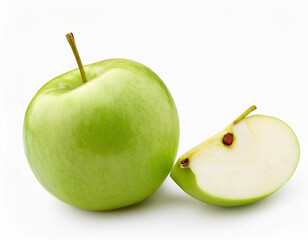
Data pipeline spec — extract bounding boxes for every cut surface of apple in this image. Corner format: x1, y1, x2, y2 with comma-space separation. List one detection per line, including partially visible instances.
171, 106, 300, 206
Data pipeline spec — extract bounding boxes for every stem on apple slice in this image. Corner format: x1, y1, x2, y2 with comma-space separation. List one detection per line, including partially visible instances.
66, 32, 87, 84
233, 105, 257, 124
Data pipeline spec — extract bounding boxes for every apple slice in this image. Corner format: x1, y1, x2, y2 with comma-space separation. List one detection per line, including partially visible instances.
171, 106, 300, 206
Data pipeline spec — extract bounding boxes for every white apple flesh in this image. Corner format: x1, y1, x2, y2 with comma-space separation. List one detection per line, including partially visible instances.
171, 106, 300, 206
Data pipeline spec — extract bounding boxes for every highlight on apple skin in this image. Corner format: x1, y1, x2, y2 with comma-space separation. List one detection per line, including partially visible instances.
23, 33, 180, 210
171, 106, 300, 207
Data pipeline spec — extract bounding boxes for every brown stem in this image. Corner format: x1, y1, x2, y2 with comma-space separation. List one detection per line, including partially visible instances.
66, 32, 87, 84
233, 105, 257, 124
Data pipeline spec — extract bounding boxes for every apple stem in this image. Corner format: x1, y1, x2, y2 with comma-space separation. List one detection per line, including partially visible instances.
66, 32, 87, 84
233, 105, 257, 124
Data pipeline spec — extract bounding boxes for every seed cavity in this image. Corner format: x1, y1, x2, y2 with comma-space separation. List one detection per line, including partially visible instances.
223, 133, 233, 146
180, 158, 190, 168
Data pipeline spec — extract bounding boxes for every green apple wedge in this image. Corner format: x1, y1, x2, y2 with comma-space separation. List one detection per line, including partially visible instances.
171, 106, 299, 206
23, 33, 179, 210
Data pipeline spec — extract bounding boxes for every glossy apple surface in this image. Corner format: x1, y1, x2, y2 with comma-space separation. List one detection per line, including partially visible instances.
24, 59, 179, 210
171, 106, 299, 206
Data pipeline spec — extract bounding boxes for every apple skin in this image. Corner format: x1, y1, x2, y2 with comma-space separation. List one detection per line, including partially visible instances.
170, 115, 299, 207
24, 59, 179, 210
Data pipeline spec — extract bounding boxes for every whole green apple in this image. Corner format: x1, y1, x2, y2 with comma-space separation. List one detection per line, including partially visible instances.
24, 33, 179, 210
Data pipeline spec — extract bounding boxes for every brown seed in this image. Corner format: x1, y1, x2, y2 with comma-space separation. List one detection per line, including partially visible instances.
180, 158, 189, 168
223, 133, 233, 146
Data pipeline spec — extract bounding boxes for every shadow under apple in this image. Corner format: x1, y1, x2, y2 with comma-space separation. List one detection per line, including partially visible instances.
52, 180, 296, 219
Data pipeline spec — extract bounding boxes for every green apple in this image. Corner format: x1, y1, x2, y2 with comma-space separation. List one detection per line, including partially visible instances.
24, 33, 179, 210
171, 106, 299, 206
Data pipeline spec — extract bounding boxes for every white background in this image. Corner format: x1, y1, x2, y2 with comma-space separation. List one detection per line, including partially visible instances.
1, 0, 308, 239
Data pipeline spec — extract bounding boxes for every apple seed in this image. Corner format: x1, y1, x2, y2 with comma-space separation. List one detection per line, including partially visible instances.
180, 158, 190, 168
223, 133, 233, 146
